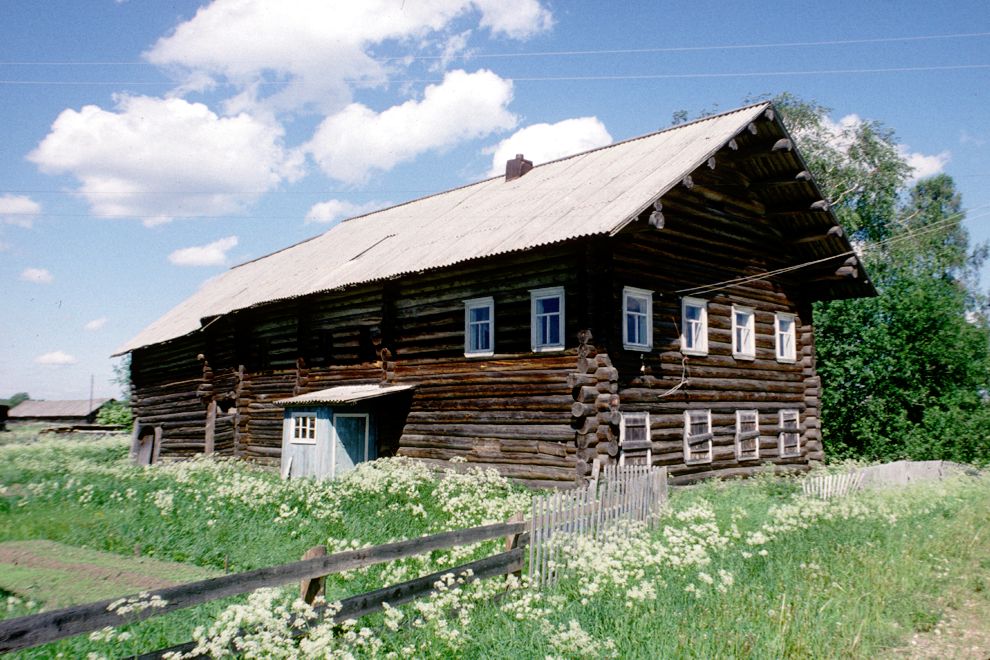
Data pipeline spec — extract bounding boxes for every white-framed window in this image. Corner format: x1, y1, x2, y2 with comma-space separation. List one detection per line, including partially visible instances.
680, 297, 708, 356
623, 286, 653, 351
735, 410, 760, 461
530, 287, 565, 352
775, 312, 797, 363
291, 412, 317, 444
732, 305, 755, 360
683, 409, 713, 464
619, 412, 652, 465
464, 296, 495, 356
779, 409, 801, 457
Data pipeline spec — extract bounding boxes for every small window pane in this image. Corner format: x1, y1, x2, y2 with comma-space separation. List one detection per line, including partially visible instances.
537, 297, 559, 315
627, 296, 644, 314
470, 306, 490, 323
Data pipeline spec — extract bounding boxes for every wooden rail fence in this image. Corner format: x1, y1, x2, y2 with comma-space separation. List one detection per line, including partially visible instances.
0, 519, 527, 654
529, 464, 669, 588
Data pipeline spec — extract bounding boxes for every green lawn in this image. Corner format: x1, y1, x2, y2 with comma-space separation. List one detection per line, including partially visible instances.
1, 432, 988, 658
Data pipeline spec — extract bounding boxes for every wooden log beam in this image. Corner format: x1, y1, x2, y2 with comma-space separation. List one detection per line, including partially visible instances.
791, 224, 844, 246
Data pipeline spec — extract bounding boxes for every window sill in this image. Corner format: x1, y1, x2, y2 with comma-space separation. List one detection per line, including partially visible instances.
290, 439, 317, 445
464, 351, 495, 358
732, 352, 756, 361
531, 344, 565, 353
683, 456, 713, 466
776, 356, 797, 364
623, 343, 652, 352
681, 348, 708, 357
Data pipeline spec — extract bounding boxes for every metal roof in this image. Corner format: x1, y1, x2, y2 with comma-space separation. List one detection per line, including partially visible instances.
8, 398, 113, 418
117, 103, 776, 354
276, 384, 415, 406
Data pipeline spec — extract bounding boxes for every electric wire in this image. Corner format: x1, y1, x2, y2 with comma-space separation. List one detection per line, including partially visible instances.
2, 30, 987, 65
675, 205, 990, 297
1, 63, 987, 86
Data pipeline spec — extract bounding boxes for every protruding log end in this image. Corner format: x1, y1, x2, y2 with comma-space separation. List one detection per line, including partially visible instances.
772, 138, 793, 152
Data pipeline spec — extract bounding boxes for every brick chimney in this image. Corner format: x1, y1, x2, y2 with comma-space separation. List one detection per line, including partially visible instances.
505, 153, 533, 182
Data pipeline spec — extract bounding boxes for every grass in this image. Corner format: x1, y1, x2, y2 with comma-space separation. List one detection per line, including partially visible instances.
1, 431, 988, 658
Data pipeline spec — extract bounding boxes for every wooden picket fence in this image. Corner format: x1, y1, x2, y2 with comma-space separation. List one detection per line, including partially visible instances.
802, 470, 865, 500
529, 464, 668, 588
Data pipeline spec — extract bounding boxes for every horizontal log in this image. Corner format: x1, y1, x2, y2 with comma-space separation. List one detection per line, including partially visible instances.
567, 373, 597, 389
402, 423, 574, 442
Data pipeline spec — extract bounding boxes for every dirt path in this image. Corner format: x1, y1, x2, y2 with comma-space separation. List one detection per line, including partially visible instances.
0, 540, 219, 609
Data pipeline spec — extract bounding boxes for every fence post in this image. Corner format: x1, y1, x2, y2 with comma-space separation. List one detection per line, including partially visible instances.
505, 511, 525, 581
299, 545, 327, 604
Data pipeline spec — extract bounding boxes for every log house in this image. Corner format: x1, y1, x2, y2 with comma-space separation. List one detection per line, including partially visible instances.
116, 102, 873, 486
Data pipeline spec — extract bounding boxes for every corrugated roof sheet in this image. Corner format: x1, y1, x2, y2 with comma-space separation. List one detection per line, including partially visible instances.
9, 399, 112, 418
276, 384, 415, 406
118, 103, 772, 354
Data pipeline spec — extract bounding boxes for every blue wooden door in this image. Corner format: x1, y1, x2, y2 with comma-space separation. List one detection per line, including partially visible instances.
332, 413, 371, 477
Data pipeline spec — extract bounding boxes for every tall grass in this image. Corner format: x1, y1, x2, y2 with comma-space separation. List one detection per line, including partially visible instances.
1, 433, 988, 658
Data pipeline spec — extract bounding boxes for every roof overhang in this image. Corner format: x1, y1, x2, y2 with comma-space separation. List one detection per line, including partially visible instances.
275, 384, 414, 407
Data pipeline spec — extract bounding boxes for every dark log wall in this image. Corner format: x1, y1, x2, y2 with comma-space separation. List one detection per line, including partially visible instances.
598, 166, 823, 484
130, 334, 208, 459
389, 245, 581, 487
131, 246, 585, 485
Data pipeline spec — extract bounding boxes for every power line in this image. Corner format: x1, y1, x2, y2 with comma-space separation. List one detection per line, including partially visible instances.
2, 30, 988, 65
675, 205, 990, 297
0, 63, 987, 87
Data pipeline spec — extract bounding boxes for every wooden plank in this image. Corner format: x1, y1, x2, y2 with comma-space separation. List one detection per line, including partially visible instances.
0, 520, 527, 653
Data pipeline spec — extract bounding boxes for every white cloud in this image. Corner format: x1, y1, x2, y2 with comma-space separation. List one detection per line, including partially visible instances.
307, 69, 516, 183
0, 240, 9, 252
484, 117, 613, 176
28, 95, 300, 226
898, 146, 950, 182
818, 114, 948, 184
306, 199, 388, 224
20, 267, 53, 284
168, 235, 239, 267
35, 351, 78, 366
84, 317, 108, 331
473, 0, 552, 38
0, 194, 41, 228
145, 0, 551, 114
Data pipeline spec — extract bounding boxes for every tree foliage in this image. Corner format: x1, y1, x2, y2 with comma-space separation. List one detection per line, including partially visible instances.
3, 392, 30, 408
775, 95, 990, 465
96, 400, 133, 427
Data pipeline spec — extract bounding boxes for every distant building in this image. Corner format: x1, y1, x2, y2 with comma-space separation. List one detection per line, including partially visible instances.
7, 399, 114, 427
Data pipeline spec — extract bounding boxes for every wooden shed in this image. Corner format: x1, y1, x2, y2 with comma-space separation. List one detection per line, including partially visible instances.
117, 102, 873, 486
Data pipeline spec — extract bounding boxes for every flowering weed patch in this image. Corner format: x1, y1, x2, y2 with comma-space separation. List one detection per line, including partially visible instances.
2, 434, 988, 658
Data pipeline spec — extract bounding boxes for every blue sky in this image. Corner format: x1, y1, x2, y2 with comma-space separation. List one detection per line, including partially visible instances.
1, 0, 988, 400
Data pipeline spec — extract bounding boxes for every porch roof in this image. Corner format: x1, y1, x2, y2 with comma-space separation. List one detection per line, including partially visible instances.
275, 384, 414, 406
